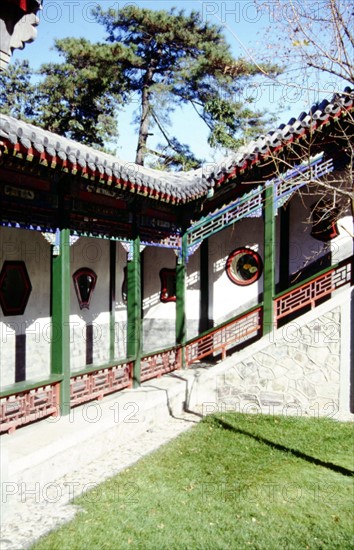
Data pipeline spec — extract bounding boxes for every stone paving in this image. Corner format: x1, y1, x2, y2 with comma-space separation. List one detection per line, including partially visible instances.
0, 411, 201, 550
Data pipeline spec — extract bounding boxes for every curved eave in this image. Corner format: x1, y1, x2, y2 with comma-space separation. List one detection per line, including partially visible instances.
211, 101, 354, 190
0, 138, 181, 205
0, 87, 353, 206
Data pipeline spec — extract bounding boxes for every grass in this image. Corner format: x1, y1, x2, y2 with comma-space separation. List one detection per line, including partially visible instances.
31, 413, 354, 550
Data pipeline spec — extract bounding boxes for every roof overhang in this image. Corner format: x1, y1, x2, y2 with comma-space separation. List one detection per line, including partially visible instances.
0, 88, 353, 210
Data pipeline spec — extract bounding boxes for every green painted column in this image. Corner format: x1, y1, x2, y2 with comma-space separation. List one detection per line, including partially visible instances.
51, 228, 71, 415
263, 183, 276, 335
176, 233, 187, 367
109, 240, 116, 361
127, 237, 142, 387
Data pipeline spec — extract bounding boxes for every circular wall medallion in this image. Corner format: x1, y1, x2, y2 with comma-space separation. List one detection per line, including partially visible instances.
226, 248, 263, 286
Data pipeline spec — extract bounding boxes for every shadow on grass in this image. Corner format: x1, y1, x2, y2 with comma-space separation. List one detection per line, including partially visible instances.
213, 416, 354, 478
142, 380, 201, 423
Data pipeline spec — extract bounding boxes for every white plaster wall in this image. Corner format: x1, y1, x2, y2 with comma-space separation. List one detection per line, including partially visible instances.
142, 247, 176, 353
209, 218, 264, 326
70, 237, 110, 372
289, 192, 353, 276
186, 247, 200, 340
115, 242, 127, 359
0, 227, 51, 388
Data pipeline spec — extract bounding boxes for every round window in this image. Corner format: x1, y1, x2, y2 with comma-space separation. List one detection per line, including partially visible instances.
226, 248, 263, 286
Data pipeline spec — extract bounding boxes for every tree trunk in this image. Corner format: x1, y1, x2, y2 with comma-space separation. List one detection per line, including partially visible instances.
135, 67, 154, 166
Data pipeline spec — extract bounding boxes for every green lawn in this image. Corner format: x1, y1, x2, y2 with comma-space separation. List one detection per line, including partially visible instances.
32, 413, 354, 550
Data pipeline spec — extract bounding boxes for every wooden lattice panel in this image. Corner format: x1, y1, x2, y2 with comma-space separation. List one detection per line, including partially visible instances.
275, 157, 333, 205
140, 348, 182, 382
187, 187, 263, 247
70, 363, 133, 407
0, 383, 60, 433
187, 156, 333, 252
275, 259, 352, 322
186, 307, 262, 366
332, 261, 352, 287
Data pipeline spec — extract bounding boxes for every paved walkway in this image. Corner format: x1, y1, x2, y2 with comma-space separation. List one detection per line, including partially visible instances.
0, 410, 201, 550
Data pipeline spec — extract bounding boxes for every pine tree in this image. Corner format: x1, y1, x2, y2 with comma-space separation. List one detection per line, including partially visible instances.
1, 7, 277, 167
38, 38, 128, 150
0, 60, 39, 121
94, 5, 276, 165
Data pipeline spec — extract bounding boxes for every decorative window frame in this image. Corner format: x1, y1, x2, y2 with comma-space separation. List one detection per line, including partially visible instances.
226, 248, 263, 286
73, 268, 97, 310
159, 268, 176, 303
0, 260, 32, 316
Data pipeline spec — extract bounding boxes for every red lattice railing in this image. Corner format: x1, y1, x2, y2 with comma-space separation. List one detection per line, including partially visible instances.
2, 257, 352, 433
70, 362, 133, 407
186, 306, 262, 367
0, 382, 60, 434
275, 258, 352, 324
141, 347, 182, 382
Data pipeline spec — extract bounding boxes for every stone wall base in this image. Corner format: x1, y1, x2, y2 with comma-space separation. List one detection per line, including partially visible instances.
187, 286, 353, 420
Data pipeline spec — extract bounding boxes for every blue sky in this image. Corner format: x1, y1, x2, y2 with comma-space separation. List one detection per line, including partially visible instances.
17, 1, 270, 66
11, 1, 340, 162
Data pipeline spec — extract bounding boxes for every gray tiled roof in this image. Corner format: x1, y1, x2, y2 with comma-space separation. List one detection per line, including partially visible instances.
0, 87, 352, 204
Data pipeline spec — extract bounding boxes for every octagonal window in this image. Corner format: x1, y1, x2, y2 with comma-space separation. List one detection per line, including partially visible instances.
0, 261, 32, 316
226, 248, 263, 286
